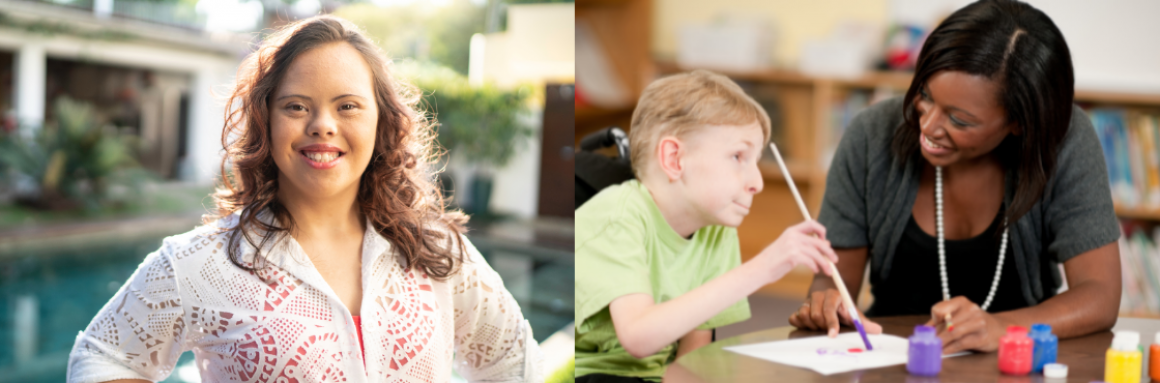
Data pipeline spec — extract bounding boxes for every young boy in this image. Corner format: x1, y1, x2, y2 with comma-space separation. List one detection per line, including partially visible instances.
575, 70, 840, 382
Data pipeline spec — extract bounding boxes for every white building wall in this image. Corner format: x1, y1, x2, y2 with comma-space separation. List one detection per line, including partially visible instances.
0, 28, 242, 185
489, 110, 543, 218
505, 3, 575, 86
185, 66, 233, 184
13, 42, 45, 135
471, 3, 575, 219
468, 32, 510, 88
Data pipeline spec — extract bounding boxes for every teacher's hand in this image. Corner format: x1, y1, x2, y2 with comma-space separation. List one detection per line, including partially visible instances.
788, 288, 883, 338
925, 296, 1009, 354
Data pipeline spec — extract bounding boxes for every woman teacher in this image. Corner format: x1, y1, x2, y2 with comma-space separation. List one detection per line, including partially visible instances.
788, 0, 1121, 355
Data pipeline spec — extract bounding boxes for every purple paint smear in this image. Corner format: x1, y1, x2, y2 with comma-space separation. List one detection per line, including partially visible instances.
815, 348, 858, 358
854, 320, 874, 351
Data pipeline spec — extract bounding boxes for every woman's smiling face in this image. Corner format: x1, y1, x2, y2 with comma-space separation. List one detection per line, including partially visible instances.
915, 70, 1019, 168
270, 41, 378, 201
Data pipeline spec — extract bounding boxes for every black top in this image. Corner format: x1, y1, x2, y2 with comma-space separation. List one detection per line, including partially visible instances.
866, 206, 1043, 316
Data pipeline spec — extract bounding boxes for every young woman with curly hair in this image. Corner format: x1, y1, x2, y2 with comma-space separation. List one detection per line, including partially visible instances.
67, 16, 542, 383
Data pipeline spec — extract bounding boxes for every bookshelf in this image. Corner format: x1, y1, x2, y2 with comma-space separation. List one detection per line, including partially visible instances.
1116, 204, 1160, 221
1091, 107, 1160, 317
654, 63, 1160, 317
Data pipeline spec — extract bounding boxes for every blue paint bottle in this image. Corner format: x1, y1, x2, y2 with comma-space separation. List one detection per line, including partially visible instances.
908, 325, 941, 376
1030, 323, 1058, 373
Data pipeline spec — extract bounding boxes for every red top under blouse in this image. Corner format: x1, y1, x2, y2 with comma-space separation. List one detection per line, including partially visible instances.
353, 315, 365, 367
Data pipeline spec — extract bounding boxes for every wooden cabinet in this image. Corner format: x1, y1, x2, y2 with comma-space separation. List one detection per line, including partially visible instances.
575, 0, 653, 145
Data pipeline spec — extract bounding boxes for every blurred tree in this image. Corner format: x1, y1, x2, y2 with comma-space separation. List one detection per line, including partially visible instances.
394, 61, 533, 214
332, 0, 486, 75
0, 97, 153, 211
396, 62, 532, 171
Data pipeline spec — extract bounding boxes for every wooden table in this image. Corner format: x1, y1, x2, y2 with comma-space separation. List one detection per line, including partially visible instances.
664, 315, 1160, 383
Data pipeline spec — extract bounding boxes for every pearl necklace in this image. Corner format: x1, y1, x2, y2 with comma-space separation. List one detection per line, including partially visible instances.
936, 166, 1008, 311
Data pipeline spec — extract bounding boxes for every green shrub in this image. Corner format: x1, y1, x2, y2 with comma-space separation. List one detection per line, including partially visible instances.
0, 97, 152, 210
400, 62, 534, 169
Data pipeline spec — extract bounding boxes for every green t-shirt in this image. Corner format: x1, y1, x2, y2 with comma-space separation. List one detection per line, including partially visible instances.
574, 180, 752, 381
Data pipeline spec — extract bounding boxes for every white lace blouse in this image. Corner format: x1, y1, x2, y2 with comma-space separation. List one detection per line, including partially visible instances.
67, 213, 543, 383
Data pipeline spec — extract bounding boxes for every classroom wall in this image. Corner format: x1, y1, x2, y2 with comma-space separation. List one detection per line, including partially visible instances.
891, 0, 1160, 94
655, 0, 1160, 94
652, 0, 889, 67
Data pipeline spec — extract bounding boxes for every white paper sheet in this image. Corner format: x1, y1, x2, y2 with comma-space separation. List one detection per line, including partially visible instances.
724, 332, 965, 375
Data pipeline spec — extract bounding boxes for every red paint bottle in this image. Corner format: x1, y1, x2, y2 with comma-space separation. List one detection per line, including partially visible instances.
998, 325, 1032, 375
1150, 332, 1160, 382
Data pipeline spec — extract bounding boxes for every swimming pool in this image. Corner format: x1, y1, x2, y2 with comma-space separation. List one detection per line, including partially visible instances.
0, 228, 573, 382
0, 236, 191, 382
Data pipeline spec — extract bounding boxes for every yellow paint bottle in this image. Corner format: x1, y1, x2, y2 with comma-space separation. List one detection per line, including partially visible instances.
1106, 330, 1142, 383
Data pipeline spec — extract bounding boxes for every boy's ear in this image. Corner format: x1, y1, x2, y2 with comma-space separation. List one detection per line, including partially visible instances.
657, 136, 684, 182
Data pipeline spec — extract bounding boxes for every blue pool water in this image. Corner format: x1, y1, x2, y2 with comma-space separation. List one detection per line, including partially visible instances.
0, 237, 174, 382
0, 231, 572, 382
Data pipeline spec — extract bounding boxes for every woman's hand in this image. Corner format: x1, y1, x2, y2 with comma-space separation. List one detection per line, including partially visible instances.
925, 296, 1009, 354
788, 288, 883, 337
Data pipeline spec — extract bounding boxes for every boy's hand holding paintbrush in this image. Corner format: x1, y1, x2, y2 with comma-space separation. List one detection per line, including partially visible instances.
769, 143, 884, 348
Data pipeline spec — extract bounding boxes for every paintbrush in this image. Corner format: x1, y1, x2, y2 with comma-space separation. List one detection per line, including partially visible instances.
769, 142, 873, 351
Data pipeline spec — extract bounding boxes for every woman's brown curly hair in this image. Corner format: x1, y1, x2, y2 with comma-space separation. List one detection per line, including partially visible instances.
210, 15, 468, 280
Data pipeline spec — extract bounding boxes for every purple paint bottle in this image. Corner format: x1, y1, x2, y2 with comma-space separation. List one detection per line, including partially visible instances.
908, 325, 942, 376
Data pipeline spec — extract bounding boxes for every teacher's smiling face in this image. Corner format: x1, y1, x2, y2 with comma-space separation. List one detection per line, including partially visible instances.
914, 70, 1020, 168
270, 41, 379, 201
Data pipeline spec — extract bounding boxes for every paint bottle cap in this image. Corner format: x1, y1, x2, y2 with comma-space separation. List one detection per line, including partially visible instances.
1005, 325, 1027, 335
914, 325, 935, 336
1030, 323, 1052, 335
1043, 363, 1068, 378
1112, 331, 1140, 351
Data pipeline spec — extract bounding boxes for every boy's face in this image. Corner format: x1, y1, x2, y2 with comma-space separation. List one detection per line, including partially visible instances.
678, 122, 766, 228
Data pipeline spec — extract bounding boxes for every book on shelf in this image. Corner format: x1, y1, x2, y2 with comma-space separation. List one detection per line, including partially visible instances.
1117, 223, 1160, 316
1089, 107, 1160, 316
1087, 107, 1160, 210
1137, 112, 1160, 206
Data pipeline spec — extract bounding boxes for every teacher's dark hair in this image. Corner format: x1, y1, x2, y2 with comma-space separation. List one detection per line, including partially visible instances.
893, 0, 1074, 226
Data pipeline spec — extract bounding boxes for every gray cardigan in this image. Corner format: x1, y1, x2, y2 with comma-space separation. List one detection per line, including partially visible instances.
817, 97, 1121, 306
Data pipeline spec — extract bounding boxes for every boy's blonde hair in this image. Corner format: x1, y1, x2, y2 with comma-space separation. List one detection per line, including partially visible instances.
629, 70, 772, 178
